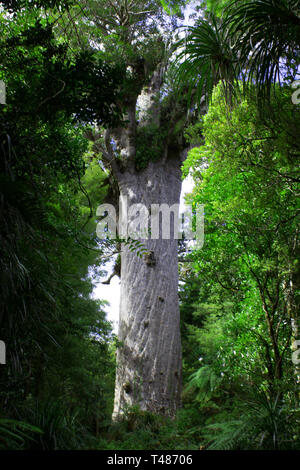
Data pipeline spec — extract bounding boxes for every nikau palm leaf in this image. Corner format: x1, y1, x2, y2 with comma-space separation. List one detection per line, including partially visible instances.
174, 1, 300, 106
226, 0, 300, 98
173, 14, 239, 105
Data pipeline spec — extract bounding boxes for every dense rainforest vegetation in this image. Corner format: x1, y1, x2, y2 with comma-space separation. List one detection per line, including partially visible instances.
0, 0, 299, 450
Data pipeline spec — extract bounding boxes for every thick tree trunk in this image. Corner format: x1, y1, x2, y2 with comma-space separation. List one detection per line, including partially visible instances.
112, 156, 183, 419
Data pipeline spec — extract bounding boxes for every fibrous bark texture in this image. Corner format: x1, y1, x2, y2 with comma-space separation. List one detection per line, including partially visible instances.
92, 59, 189, 420
112, 156, 183, 419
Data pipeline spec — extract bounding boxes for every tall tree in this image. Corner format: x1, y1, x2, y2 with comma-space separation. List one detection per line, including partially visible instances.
62, 0, 191, 419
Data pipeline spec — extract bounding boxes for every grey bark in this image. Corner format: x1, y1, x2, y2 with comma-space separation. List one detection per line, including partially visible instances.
112, 156, 183, 419
92, 62, 190, 420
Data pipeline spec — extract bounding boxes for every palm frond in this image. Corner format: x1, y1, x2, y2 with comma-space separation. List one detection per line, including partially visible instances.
173, 14, 239, 106
225, 0, 300, 98
0, 418, 42, 450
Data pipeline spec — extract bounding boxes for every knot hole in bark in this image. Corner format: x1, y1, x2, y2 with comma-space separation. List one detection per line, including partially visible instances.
143, 250, 156, 266
123, 382, 132, 394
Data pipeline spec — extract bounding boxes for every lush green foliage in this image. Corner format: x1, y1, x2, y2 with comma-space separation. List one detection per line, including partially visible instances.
179, 83, 300, 449
135, 124, 167, 170
174, 13, 237, 104
0, 1, 120, 449
175, 0, 300, 105
0, 0, 299, 452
